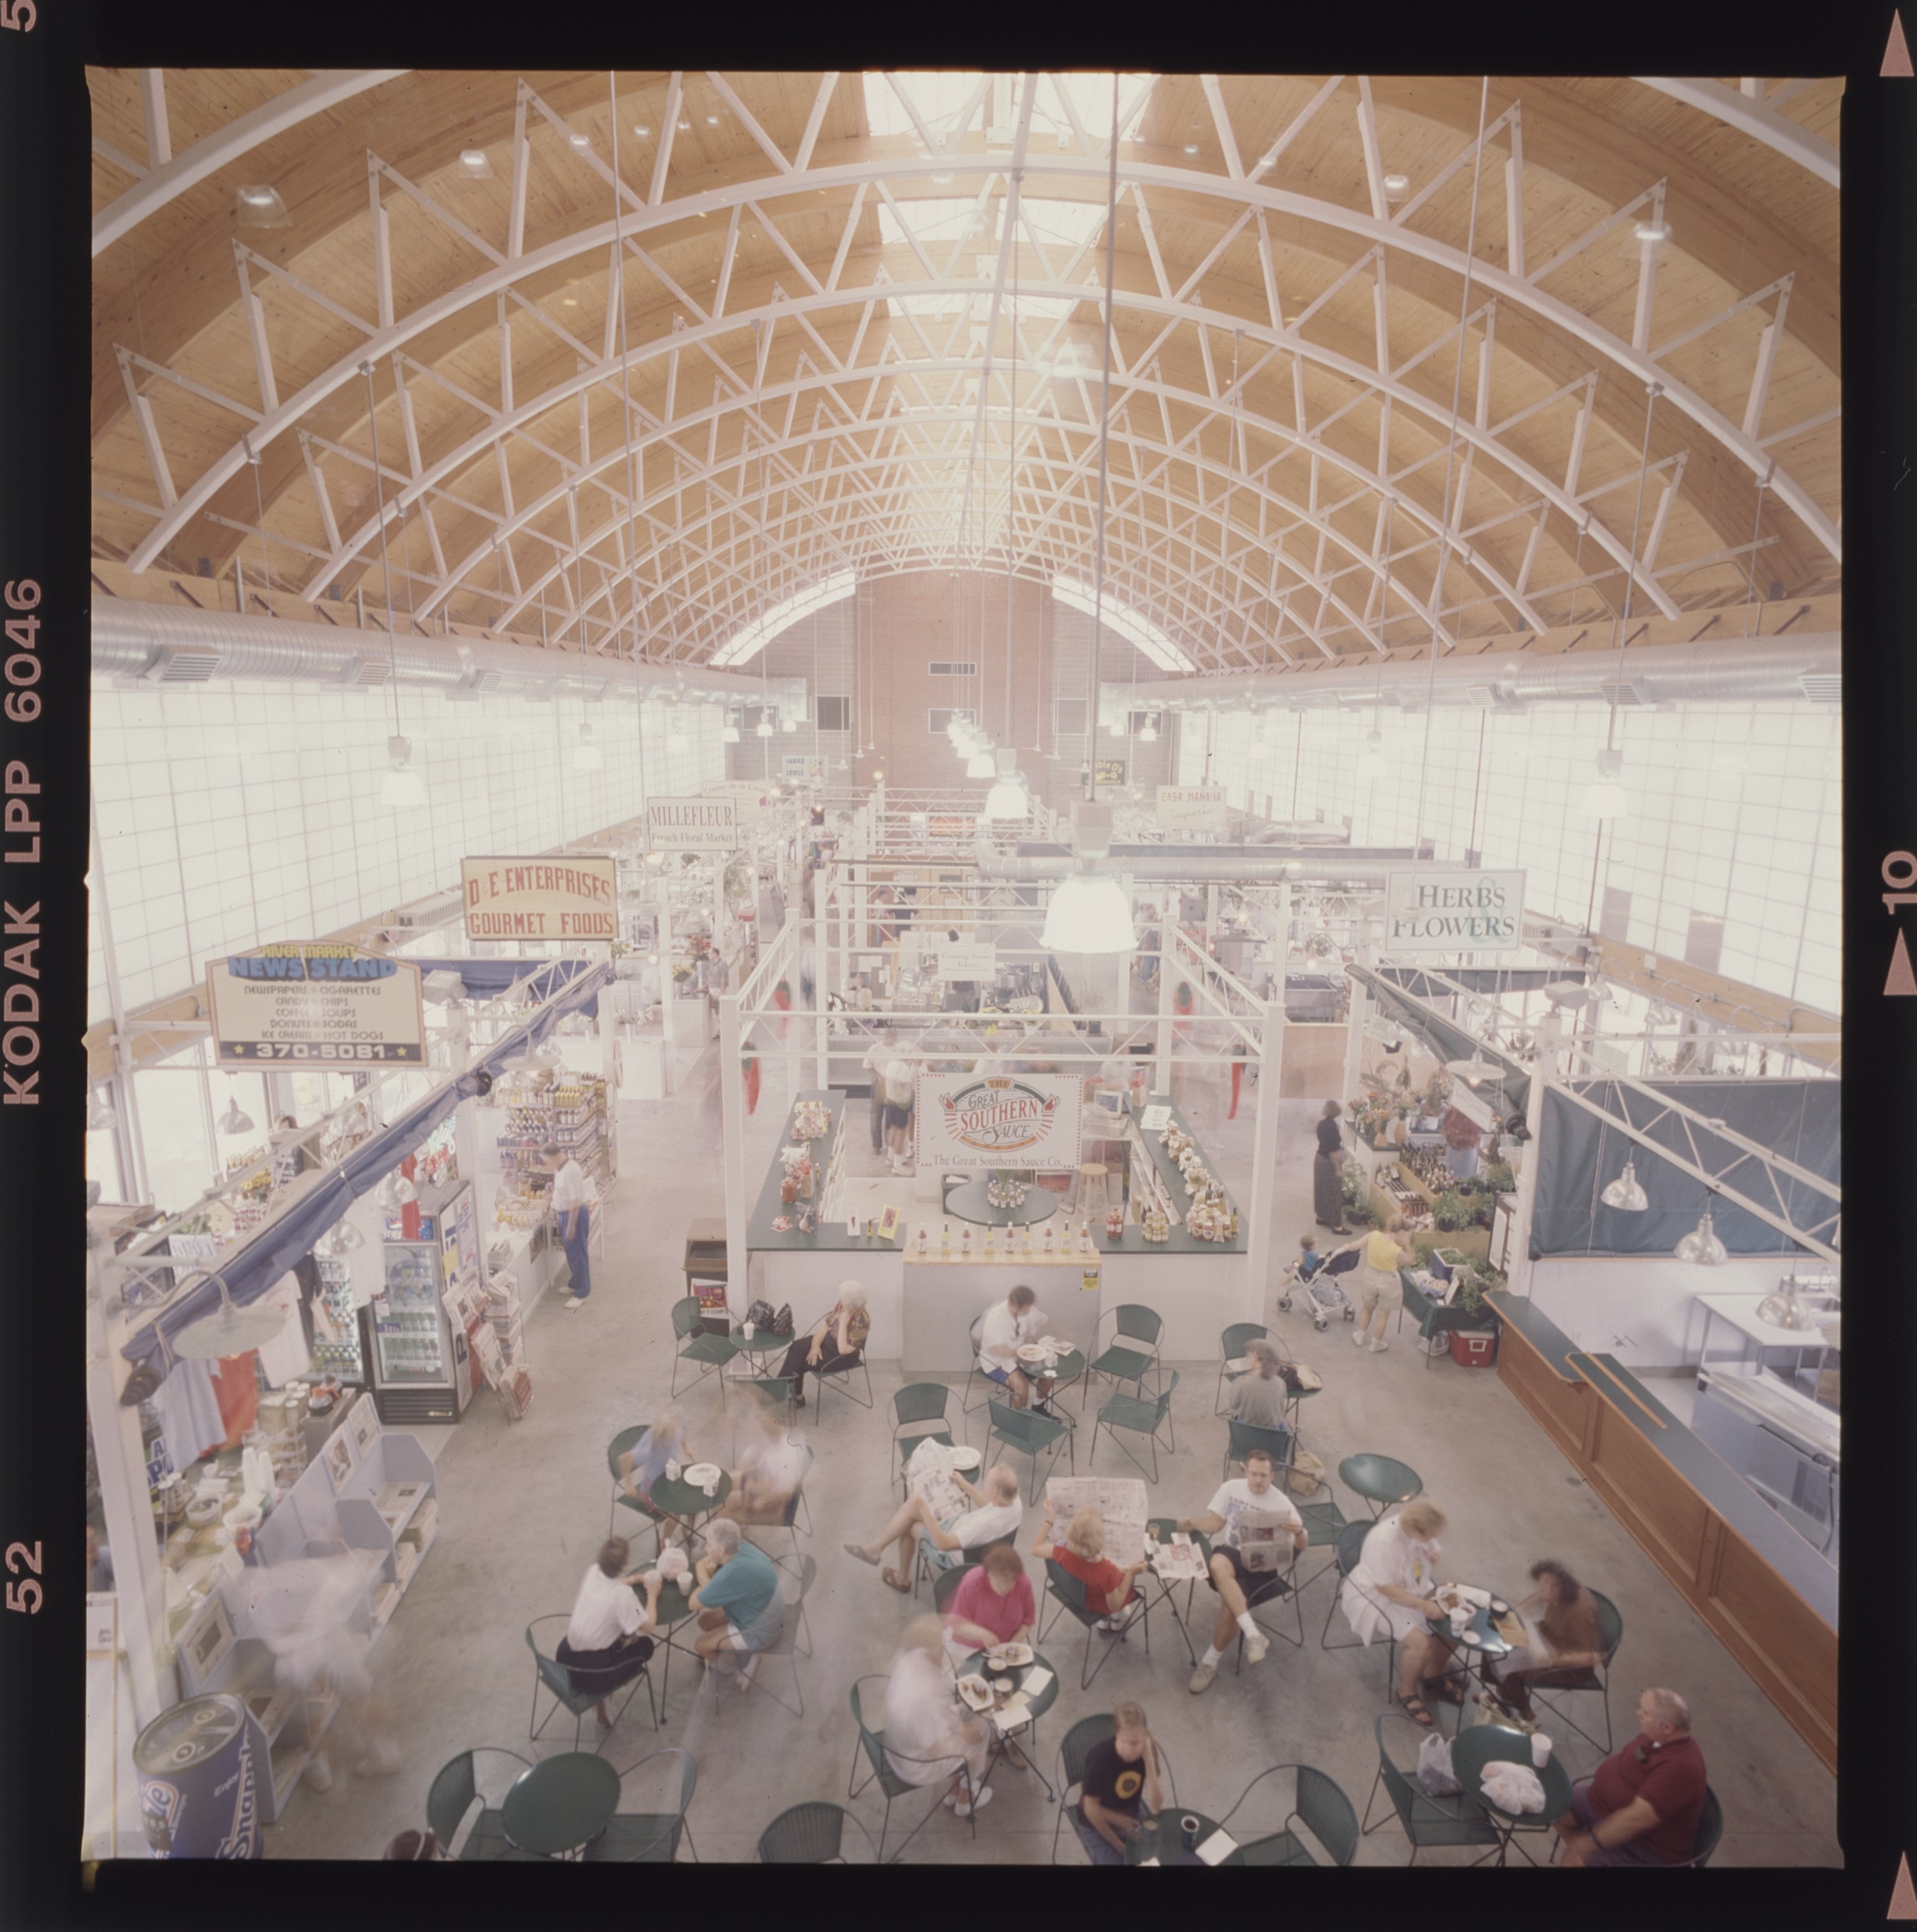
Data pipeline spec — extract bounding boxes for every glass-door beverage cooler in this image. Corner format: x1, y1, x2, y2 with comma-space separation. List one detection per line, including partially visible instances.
359, 1177, 479, 1425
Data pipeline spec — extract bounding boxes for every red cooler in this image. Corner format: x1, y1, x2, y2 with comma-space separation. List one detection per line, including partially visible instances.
1449, 1328, 1499, 1368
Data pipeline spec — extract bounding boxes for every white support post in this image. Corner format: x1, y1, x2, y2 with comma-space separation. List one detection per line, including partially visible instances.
1503, 1014, 1558, 1293
86, 1344, 172, 1734
1155, 913, 1179, 1093
1241, 884, 1288, 1320
720, 987, 749, 1296
1631, 188, 1665, 354
1344, 976, 1368, 1106
656, 867, 678, 1084
781, 923, 803, 1104
138, 69, 171, 170
814, 866, 832, 1089
1503, 130, 1525, 279
508, 86, 530, 259
1563, 384, 1593, 495
1474, 303, 1496, 431
1742, 287, 1788, 440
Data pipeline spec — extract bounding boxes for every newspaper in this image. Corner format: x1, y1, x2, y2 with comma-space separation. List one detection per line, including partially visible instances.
1043, 1475, 1150, 1563
1234, 1509, 1293, 1575
1150, 1533, 1208, 1582
904, 1436, 971, 1526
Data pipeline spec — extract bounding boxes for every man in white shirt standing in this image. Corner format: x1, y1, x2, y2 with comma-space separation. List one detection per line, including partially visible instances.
553, 1152, 598, 1312
977, 1284, 1056, 1415
1174, 1450, 1307, 1694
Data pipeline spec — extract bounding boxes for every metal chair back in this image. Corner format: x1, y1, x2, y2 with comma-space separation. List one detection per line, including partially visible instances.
757, 1801, 877, 1864
1225, 1416, 1293, 1477
1334, 1518, 1370, 1576
595, 1747, 698, 1863
426, 1747, 532, 1860
1297, 1764, 1360, 1866
1681, 1786, 1723, 1868
670, 1296, 705, 1341
1044, 1557, 1092, 1624
931, 1561, 977, 1616
1362, 1713, 1499, 1859
1220, 1321, 1268, 1359
1114, 1303, 1163, 1346
893, 1381, 952, 1428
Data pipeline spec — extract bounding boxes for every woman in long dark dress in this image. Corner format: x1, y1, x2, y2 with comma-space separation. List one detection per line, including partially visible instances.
1313, 1100, 1351, 1233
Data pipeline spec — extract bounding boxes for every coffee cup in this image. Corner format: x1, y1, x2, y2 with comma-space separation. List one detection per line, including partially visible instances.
665, 1459, 682, 1482
643, 1569, 661, 1589
1179, 1815, 1201, 1850
1531, 1733, 1553, 1768
703, 1478, 718, 1498
742, 1321, 756, 1340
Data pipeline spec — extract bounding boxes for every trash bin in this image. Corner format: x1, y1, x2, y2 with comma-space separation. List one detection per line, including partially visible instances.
133, 1694, 262, 1858
1448, 1329, 1499, 1368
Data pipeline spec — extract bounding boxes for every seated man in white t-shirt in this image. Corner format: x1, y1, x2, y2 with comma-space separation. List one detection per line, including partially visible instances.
558, 1537, 665, 1730
977, 1285, 1055, 1415
843, 1463, 1024, 1594
1173, 1450, 1307, 1696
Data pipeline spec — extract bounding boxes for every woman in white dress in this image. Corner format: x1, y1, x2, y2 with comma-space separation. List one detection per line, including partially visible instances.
881, 1615, 995, 1818
1339, 1499, 1459, 1727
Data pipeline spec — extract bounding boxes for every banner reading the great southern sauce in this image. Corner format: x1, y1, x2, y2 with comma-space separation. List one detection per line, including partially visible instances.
913, 1071, 1083, 1171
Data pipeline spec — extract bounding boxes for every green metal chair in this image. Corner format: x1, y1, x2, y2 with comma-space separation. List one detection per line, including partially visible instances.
606, 1425, 671, 1553
745, 1443, 815, 1580
671, 1294, 741, 1401
930, 1560, 978, 1617
1317, 1519, 1374, 1652
757, 1801, 880, 1863
1083, 1303, 1164, 1406
891, 1382, 958, 1497
1219, 1762, 1361, 1866
1051, 1715, 1180, 1864
812, 1337, 875, 1416
525, 1615, 654, 1754
846, 1675, 975, 1862
1214, 1321, 1270, 1415
424, 1748, 537, 1861
1559, 1778, 1721, 1868
1525, 1590, 1623, 1755
1360, 1712, 1502, 1864
985, 1397, 1073, 1502
1037, 1555, 1150, 1690
731, 1556, 814, 1717
913, 1530, 1016, 1598
962, 1311, 995, 1415
1293, 1492, 1351, 1598
586, 1747, 699, 1862
1221, 1417, 1293, 1483
1230, 1544, 1308, 1660
1089, 1368, 1179, 1484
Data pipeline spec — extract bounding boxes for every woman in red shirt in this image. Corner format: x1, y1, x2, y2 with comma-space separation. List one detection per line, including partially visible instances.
941, 1544, 1036, 1654
1031, 1501, 1150, 1633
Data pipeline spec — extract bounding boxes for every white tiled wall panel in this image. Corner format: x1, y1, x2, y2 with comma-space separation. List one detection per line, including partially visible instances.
1178, 699, 1841, 1016
88, 679, 723, 1025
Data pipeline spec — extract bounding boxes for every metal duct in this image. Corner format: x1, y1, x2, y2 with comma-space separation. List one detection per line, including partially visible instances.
1131, 632, 1839, 714
89, 596, 779, 706
973, 838, 1453, 884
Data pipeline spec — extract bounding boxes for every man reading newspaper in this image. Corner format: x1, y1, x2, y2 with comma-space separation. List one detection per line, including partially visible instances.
1174, 1450, 1307, 1695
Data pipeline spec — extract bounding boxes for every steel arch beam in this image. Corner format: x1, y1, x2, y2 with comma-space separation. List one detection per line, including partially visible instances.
120, 144, 1832, 603
1630, 77, 1839, 191
92, 71, 410, 258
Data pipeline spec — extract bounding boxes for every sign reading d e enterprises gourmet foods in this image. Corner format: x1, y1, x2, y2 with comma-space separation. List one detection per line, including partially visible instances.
915, 1072, 1083, 1171
207, 945, 426, 1066
647, 795, 741, 853
1383, 869, 1525, 953
461, 855, 618, 941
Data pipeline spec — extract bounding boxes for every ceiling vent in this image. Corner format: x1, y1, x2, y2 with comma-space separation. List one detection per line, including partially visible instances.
1598, 679, 1654, 707
1798, 673, 1840, 704
341, 657, 389, 687
142, 644, 222, 683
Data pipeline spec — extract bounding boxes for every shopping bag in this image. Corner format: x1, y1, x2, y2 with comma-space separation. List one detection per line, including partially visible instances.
1416, 1731, 1462, 1796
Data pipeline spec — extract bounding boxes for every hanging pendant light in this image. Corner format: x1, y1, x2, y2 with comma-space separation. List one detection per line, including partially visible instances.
667, 710, 690, 753
1356, 728, 1386, 779
381, 734, 426, 809
966, 737, 998, 779
1137, 715, 1158, 742
572, 721, 604, 772
984, 749, 1029, 820
216, 1095, 255, 1137
721, 713, 742, 744
323, 1220, 366, 1256
1675, 1204, 1728, 1266
1042, 873, 1136, 952
374, 1170, 417, 1211
1445, 1052, 1496, 1088
1581, 746, 1629, 819
173, 1272, 289, 1359
781, 712, 799, 733
756, 712, 776, 739
1600, 1155, 1650, 1211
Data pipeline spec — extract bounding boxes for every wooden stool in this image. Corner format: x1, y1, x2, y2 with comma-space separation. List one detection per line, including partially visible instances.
1073, 1163, 1109, 1217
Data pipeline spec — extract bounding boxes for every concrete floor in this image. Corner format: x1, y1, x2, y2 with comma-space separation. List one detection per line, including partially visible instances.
259, 1027, 1840, 1866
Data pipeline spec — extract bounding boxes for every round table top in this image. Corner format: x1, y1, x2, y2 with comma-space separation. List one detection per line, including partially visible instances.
634, 1575, 698, 1627
1145, 1516, 1214, 1568
1124, 1808, 1243, 1867
958, 1647, 1062, 1726
1448, 1723, 1574, 1824
651, 1467, 734, 1516
943, 1179, 1059, 1227
1427, 1588, 1516, 1658
1022, 1347, 1086, 1383
501, 1751, 622, 1857
1337, 1453, 1424, 1506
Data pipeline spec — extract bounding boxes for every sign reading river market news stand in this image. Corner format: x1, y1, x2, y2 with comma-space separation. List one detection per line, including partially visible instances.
207, 945, 426, 1066
647, 795, 741, 854
461, 855, 618, 942
914, 1072, 1083, 1171
1382, 869, 1526, 954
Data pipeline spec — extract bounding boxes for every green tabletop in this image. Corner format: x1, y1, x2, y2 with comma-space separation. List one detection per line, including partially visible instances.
1426, 1587, 1517, 1659
650, 1468, 734, 1518
944, 1179, 1059, 1227
1449, 1723, 1574, 1826
637, 1575, 698, 1627
1337, 1454, 1423, 1514
958, 1648, 1062, 1727
1125, 1808, 1245, 1866
1145, 1517, 1212, 1565
501, 1751, 621, 1857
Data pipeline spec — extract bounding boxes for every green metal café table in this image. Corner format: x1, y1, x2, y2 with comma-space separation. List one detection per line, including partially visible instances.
1125, 1808, 1247, 1866
1448, 1722, 1574, 1866
958, 1646, 1062, 1801
501, 1750, 622, 1859
1337, 1454, 1423, 1519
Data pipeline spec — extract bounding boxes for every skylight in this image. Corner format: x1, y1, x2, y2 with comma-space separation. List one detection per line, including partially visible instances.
710, 568, 859, 668
1051, 574, 1194, 672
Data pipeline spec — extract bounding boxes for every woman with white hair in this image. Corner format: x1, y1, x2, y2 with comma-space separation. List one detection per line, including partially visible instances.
777, 1280, 870, 1407
882, 1615, 995, 1818
1339, 1498, 1460, 1727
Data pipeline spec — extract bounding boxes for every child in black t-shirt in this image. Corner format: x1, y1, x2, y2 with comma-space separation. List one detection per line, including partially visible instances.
1074, 1701, 1165, 1865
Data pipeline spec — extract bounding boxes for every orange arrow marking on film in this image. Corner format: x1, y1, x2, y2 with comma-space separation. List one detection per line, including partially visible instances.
1885, 11, 1914, 75
1889, 1850, 1917, 1917
1888, 929, 1917, 996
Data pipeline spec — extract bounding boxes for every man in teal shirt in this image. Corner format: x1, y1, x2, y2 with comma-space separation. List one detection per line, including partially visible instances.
689, 1519, 784, 1689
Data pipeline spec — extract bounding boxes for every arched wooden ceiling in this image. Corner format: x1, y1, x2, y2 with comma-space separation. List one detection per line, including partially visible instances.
89, 69, 1840, 674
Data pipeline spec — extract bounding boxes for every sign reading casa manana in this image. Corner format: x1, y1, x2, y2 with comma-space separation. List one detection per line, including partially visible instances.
1382, 869, 1525, 953
915, 1072, 1083, 1170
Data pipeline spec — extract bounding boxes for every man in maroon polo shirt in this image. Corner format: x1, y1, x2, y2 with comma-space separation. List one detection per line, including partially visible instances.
1554, 1687, 1708, 1867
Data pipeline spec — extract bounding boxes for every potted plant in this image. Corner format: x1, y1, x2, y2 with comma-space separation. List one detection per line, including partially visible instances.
1433, 1191, 1473, 1233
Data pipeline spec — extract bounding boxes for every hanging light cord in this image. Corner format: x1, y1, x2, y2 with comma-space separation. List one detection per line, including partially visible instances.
1605, 379, 1663, 758
1408, 74, 1490, 878
1087, 71, 1121, 801
360, 361, 404, 744
1005, 213, 1018, 766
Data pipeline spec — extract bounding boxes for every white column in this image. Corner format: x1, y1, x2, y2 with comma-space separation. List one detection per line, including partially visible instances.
1344, 978, 1368, 1107
655, 869, 677, 1089
815, 862, 834, 1089
1154, 916, 1179, 1090
1243, 985, 1283, 1322
1503, 1013, 1558, 1293
781, 923, 803, 1102
720, 987, 749, 1294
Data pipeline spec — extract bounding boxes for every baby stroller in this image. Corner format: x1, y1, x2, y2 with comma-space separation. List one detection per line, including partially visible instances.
1278, 1244, 1361, 1332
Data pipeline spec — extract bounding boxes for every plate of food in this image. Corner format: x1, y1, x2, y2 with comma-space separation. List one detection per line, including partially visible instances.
680, 1463, 723, 1487
1016, 1343, 1050, 1363
956, 1675, 995, 1712
948, 1445, 982, 1472
988, 1642, 1035, 1669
